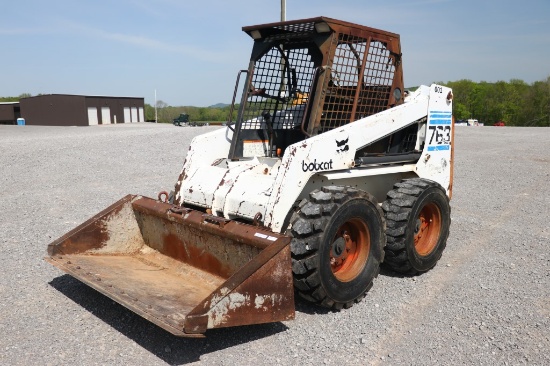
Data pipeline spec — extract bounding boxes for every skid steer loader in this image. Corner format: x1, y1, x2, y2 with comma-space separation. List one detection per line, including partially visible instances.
46, 17, 454, 337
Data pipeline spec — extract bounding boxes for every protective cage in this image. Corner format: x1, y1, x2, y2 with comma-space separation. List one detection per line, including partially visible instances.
229, 16, 404, 159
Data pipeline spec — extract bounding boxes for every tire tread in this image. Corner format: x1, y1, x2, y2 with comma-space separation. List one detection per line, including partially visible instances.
289, 186, 385, 310
382, 178, 450, 274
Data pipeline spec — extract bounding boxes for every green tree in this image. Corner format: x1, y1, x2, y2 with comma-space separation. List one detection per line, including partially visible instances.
524, 77, 550, 126
443, 78, 549, 126
155, 100, 171, 123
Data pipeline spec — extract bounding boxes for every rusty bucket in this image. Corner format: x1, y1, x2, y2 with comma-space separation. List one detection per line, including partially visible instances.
46, 195, 294, 337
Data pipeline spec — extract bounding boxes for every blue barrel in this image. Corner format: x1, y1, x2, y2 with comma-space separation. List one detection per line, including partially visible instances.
16, 118, 25, 126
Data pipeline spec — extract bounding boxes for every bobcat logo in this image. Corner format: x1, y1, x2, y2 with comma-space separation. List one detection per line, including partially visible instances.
336, 137, 349, 153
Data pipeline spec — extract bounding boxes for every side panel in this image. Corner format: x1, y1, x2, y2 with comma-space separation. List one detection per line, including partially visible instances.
20, 95, 87, 126
414, 85, 454, 194
174, 127, 234, 205
264, 87, 432, 232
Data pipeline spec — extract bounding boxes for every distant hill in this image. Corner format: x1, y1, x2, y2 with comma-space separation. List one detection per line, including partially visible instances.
209, 103, 230, 108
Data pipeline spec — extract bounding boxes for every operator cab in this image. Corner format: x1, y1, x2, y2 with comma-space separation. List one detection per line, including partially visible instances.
227, 16, 405, 160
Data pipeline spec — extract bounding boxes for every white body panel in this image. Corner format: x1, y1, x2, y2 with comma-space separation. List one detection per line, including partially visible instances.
175, 84, 453, 233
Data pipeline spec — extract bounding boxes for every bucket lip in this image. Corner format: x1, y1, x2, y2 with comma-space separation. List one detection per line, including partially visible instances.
44, 254, 203, 337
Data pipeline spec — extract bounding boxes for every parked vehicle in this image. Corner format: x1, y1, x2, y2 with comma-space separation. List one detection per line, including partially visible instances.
173, 113, 189, 126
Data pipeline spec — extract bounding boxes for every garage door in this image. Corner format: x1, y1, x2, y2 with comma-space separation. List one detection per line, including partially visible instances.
87, 107, 98, 126
138, 107, 144, 122
123, 107, 131, 123
131, 107, 138, 122
101, 107, 111, 124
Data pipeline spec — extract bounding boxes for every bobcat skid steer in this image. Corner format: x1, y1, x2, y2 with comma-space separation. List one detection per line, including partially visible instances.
46, 17, 454, 337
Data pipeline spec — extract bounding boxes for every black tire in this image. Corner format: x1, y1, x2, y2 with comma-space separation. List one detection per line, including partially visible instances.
289, 186, 385, 310
382, 178, 451, 274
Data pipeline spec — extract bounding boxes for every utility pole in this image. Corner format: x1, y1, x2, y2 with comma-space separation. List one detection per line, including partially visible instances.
279, 0, 287, 99
154, 89, 158, 123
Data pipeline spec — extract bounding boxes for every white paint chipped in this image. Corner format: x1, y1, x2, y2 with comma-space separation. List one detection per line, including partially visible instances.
208, 292, 251, 328
254, 295, 265, 309
254, 293, 285, 311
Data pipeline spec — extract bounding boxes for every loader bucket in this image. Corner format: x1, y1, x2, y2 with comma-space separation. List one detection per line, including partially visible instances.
46, 195, 294, 337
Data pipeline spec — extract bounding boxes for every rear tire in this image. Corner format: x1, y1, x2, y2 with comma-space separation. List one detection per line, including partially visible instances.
289, 186, 385, 310
382, 178, 451, 274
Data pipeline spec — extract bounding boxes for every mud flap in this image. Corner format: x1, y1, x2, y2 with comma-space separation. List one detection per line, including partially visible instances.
46, 195, 294, 337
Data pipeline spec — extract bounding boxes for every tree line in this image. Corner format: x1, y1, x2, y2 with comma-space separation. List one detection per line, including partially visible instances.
0, 93, 31, 102
144, 102, 237, 124
440, 77, 550, 126
4, 77, 549, 126
149, 77, 550, 126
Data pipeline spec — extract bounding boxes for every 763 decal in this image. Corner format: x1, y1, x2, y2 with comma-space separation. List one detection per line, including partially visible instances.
428, 125, 451, 145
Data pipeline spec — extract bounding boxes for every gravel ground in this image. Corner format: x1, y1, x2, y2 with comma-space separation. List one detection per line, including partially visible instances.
0, 123, 548, 365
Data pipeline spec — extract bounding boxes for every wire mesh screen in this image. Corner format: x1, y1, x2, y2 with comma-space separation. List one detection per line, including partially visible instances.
356, 40, 396, 119
319, 35, 396, 134
240, 46, 316, 130
320, 34, 366, 133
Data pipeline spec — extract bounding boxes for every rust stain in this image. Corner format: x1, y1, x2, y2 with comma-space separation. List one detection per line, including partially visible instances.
163, 233, 233, 279
174, 159, 188, 205
47, 197, 132, 256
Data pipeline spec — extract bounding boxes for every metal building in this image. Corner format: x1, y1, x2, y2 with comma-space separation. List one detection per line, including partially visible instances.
19, 94, 145, 126
0, 102, 21, 125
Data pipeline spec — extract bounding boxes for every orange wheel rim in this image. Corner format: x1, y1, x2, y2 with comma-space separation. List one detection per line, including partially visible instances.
414, 202, 442, 256
330, 218, 370, 282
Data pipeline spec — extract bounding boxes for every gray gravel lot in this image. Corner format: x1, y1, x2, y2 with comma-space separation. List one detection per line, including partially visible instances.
0, 123, 548, 365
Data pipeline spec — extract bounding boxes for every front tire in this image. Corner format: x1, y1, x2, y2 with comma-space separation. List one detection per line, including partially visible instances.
289, 186, 385, 310
382, 178, 451, 274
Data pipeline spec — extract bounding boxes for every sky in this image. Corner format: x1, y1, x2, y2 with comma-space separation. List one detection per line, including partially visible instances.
1, 0, 549, 106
